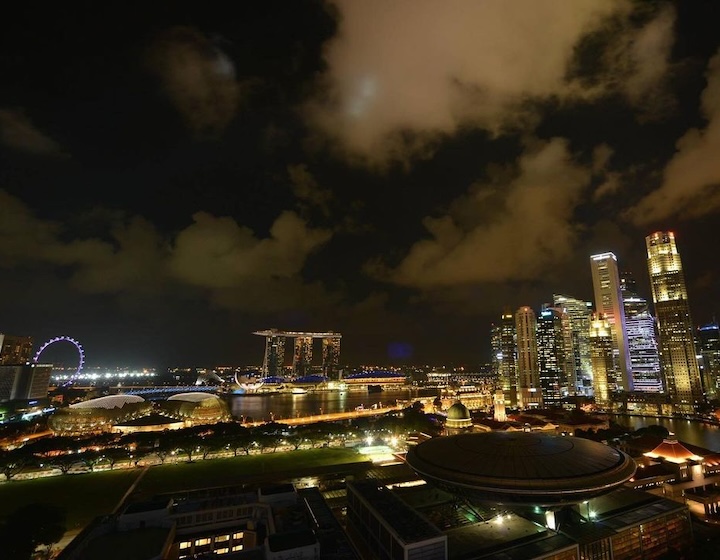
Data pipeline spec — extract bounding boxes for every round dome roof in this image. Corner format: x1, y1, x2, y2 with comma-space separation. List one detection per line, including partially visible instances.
70, 394, 145, 409
406, 432, 635, 506
447, 402, 470, 420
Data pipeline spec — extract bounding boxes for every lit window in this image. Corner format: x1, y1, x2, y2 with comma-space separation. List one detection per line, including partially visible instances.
179, 542, 191, 549
215, 548, 230, 554
195, 538, 211, 546
232, 532, 244, 540
232, 545, 244, 552
215, 535, 229, 542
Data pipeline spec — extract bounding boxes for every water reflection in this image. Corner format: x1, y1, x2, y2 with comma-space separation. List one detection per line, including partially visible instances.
611, 414, 720, 451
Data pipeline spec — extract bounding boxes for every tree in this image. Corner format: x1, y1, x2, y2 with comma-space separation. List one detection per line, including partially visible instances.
49, 453, 80, 475
0, 503, 66, 560
0, 448, 33, 481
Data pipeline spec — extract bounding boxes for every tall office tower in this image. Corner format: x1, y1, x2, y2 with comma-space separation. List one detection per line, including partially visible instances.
698, 322, 720, 400
0, 334, 33, 365
321, 336, 341, 379
492, 311, 517, 404
0, 363, 52, 402
553, 295, 593, 396
261, 332, 285, 377
620, 278, 663, 393
590, 253, 633, 392
515, 306, 541, 408
646, 231, 704, 412
536, 307, 567, 406
589, 314, 614, 408
293, 336, 313, 376
490, 322, 502, 381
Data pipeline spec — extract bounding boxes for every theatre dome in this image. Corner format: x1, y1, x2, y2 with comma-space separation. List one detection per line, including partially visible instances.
406, 432, 635, 506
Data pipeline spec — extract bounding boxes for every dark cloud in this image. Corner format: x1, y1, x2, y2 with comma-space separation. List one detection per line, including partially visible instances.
0, 109, 64, 156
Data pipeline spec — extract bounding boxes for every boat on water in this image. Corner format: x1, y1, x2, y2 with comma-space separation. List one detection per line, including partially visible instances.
291, 387, 308, 395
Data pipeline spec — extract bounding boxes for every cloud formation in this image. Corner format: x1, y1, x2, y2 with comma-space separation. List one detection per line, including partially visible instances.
0, 190, 331, 311
380, 138, 593, 287
307, 0, 674, 163
627, 49, 720, 225
144, 27, 242, 137
0, 109, 64, 156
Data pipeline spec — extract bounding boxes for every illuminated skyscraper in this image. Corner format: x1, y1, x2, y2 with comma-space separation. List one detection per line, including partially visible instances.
0, 334, 33, 365
590, 253, 632, 392
321, 336, 341, 378
536, 307, 567, 406
515, 306, 540, 408
553, 295, 593, 396
589, 314, 614, 408
492, 311, 517, 404
260, 331, 285, 377
620, 275, 663, 393
293, 336, 313, 376
646, 231, 703, 412
698, 322, 720, 399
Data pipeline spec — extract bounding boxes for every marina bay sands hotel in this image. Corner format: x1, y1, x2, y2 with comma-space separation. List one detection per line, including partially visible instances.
253, 329, 341, 378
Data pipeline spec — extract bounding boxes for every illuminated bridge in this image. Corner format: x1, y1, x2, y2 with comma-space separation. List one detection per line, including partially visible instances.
253, 329, 341, 378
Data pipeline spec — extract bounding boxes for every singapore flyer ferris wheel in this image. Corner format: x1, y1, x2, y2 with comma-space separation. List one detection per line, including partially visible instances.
33, 336, 85, 381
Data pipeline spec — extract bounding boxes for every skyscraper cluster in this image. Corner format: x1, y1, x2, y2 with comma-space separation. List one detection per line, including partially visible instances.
490, 231, 710, 413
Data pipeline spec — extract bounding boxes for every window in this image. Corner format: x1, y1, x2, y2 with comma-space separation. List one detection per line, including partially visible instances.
232, 544, 244, 552
232, 532, 244, 540
215, 548, 230, 555
179, 541, 191, 549
195, 538, 211, 546
215, 535, 229, 542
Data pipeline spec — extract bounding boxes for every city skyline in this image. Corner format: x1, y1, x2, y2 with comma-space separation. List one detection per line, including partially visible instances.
1, 2, 719, 366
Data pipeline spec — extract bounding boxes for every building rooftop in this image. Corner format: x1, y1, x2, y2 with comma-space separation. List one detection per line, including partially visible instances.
79, 527, 172, 560
69, 394, 145, 409
406, 432, 636, 505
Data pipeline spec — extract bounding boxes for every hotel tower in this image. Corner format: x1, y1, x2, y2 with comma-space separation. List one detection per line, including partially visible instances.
645, 231, 703, 412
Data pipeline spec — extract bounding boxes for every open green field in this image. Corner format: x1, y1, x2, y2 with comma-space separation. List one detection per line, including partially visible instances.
0, 469, 140, 533
135, 447, 371, 498
0, 448, 370, 541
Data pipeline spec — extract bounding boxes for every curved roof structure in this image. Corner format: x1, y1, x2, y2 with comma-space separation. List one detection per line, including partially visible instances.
644, 437, 703, 464
70, 394, 145, 409
406, 432, 635, 506
447, 402, 470, 420
167, 392, 221, 403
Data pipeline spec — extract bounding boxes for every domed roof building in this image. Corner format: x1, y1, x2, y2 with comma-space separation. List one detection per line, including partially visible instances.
50, 394, 152, 434
445, 401, 472, 431
160, 392, 230, 425
406, 431, 636, 506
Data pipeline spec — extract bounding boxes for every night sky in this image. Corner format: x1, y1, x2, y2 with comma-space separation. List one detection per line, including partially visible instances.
1, 1, 719, 368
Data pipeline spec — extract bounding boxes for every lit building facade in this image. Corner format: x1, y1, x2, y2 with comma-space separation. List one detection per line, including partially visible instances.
646, 231, 704, 412
491, 311, 517, 404
553, 294, 593, 396
0, 363, 52, 402
515, 306, 541, 408
536, 307, 566, 406
698, 321, 720, 400
0, 334, 33, 365
622, 288, 663, 393
253, 330, 342, 378
321, 337, 341, 378
590, 253, 632, 392
589, 314, 614, 408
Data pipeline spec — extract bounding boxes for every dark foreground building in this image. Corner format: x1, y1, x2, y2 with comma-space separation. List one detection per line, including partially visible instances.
347, 432, 693, 559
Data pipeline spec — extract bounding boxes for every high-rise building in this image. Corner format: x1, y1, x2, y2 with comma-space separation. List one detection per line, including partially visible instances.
553, 295, 593, 396
0, 363, 52, 402
259, 331, 286, 377
698, 321, 720, 400
515, 306, 540, 408
590, 253, 633, 392
536, 307, 567, 406
321, 337, 341, 378
620, 275, 663, 393
646, 231, 704, 412
492, 311, 517, 404
0, 334, 33, 365
589, 314, 615, 408
293, 336, 313, 376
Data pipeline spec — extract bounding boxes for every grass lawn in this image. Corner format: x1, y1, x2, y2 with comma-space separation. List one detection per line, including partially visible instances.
0, 469, 141, 533
135, 447, 370, 498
